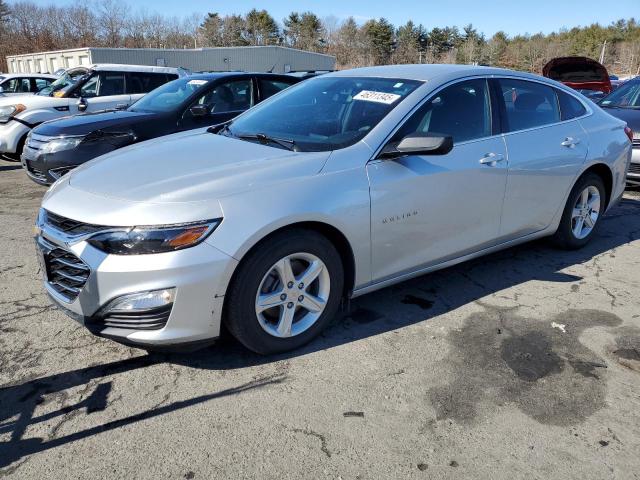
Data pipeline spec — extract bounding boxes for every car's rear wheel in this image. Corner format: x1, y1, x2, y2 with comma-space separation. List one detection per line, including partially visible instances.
224, 229, 344, 354
552, 172, 605, 249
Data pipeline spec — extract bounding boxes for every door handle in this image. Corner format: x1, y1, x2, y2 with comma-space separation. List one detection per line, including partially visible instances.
479, 153, 505, 166
561, 137, 580, 148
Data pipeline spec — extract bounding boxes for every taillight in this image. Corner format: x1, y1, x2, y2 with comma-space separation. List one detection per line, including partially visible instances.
624, 126, 633, 143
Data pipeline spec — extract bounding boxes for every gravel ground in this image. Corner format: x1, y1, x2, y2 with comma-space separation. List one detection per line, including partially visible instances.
1, 158, 639, 479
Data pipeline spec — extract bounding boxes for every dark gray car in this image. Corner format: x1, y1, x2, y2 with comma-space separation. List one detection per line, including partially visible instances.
599, 77, 640, 186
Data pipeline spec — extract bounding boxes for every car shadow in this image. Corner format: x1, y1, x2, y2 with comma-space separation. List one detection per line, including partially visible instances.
0, 164, 22, 172
1, 193, 639, 470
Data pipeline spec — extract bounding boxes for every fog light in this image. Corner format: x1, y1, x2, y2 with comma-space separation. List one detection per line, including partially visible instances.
104, 288, 175, 314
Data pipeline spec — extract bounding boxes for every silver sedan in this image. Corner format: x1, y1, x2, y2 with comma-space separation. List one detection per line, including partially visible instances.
36, 65, 633, 354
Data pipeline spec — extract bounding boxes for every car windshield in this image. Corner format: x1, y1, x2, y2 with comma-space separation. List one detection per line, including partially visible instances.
224, 76, 422, 151
129, 77, 211, 113
600, 80, 640, 108
37, 69, 87, 96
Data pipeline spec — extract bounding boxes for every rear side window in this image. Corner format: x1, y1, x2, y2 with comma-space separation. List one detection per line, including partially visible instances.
392, 78, 492, 144
97, 72, 126, 96
498, 79, 560, 132
4, 78, 31, 93
557, 90, 587, 120
259, 79, 293, 100
127, 73, 174, 94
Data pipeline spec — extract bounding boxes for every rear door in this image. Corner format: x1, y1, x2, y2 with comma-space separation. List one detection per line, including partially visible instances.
368, 77, 508, 281
496, 78, 589, 239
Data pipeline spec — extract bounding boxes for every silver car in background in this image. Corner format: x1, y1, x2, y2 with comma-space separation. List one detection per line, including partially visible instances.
36, 65, 632, 354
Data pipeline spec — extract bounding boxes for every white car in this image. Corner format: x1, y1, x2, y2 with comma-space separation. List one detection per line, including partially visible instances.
36, 65, 632, 354
0, 64, 181, 160
0, 73, 58, 96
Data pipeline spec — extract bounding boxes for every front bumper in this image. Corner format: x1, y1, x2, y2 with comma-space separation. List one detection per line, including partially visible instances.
37, 227, 238, 348
21, 135, 107, 186
627, 148, 640, 186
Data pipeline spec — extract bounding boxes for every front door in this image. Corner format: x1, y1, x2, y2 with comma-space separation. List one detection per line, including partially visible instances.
368, 78, 508, 282
78, 71, 131, 113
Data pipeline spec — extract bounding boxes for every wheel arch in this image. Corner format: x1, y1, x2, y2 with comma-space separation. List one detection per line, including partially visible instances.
227, 220, 357, 300
581, 163, 613, 210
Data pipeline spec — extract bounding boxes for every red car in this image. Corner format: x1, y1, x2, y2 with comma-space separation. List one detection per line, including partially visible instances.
543, 57, 612, 99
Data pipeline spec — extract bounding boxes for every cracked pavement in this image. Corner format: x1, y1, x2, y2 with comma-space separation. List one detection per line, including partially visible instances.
1, 158, 639, 479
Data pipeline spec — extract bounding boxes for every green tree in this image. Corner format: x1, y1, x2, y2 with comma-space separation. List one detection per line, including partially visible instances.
245, 8, 279, 45
362, 18, 394, 65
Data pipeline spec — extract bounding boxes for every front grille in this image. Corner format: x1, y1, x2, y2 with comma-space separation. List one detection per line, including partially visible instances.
629, 163, 640, 175
97, 305, 172, 330
44, 210, 111, 236
25, 161, 47, 181
40, 237, 90, 302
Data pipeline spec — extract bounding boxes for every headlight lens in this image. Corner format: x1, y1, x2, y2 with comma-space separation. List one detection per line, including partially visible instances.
40, 137, 83, 154
0, 103, 26, 121
86, 219, 221, 255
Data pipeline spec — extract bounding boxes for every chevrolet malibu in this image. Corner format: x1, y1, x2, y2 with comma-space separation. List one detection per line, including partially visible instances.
36, 65, 633, 354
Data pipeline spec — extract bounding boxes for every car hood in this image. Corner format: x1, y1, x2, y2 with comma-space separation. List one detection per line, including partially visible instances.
35, 110, 161, 136
600, 106, 640, 132
43, 129, 331, 226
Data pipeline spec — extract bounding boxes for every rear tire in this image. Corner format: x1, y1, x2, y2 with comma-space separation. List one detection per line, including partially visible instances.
224, 229, 344, 355
551, 172, 605, 249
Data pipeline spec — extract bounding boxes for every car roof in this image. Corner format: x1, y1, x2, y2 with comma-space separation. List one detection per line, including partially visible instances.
188, 71, 296, 79
85, 64, 181, 74
0, 73, 58, 78
328, 64, 543, 82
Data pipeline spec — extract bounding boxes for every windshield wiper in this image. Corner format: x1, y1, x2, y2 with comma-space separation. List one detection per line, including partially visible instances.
236, 132, 298, 151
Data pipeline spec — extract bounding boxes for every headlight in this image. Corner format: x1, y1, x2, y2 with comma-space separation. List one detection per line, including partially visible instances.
0, 103, 26, 121
86, 219, 221, 255
40, 136, 83, 154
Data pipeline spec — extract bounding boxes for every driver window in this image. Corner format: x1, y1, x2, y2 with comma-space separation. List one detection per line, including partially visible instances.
79, 73, 99, 97
391, 78, 492, 144
191, 79, 253, 115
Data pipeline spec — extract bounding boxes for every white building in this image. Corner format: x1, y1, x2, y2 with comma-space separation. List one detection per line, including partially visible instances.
6, 46, 336, 74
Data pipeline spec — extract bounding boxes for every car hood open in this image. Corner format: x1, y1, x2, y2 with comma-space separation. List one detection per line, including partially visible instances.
43, 129, 330, 226
542, 56, 611, 93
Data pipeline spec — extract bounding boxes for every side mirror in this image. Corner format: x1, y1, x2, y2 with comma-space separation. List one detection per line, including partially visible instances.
77, 97, 88, 112
189, 104, 209, 117
379, 133, 453, 159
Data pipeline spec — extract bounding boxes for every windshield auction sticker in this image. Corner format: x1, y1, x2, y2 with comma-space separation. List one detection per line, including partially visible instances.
187, 80, 208, 86
353, 90, 401, 104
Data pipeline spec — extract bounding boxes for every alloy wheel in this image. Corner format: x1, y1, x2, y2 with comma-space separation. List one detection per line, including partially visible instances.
571, 185, 600, 240
255, 252, 331, 338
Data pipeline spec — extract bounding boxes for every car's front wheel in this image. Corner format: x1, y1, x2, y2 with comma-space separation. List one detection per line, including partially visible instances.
224, 229, 344, 354
552, 172, 606, 249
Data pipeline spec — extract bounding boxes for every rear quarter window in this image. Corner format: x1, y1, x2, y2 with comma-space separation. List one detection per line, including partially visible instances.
557, 90, 587, 121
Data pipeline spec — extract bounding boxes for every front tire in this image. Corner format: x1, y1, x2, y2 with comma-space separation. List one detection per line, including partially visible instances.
552, 173, 605, 249
224, 229, 344, 355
